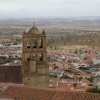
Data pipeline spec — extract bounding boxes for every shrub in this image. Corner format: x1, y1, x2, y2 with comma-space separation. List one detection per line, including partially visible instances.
87, 87, 100, 93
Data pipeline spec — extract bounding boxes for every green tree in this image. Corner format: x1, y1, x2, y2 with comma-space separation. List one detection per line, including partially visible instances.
87, 87, 100, 93
86, 77, 94, 82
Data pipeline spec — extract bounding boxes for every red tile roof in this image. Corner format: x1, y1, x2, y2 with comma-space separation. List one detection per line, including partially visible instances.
82, 59, 93, 63
58, 83, 72, 91
58, 61, 69, 65
0, 85, 100, 100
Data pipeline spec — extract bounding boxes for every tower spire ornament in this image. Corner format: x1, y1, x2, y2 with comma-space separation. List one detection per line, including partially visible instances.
32, 21, 36, 27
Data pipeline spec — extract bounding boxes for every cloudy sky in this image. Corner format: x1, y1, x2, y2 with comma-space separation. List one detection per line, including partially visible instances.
0, 0, 100, 18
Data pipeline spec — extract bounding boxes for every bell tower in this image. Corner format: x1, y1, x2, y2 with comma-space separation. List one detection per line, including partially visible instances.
22, 25, 49, 88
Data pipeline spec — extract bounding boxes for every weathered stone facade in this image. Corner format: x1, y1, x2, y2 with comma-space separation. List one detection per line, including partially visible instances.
22, 26, 49, 87
0, 66, 22, 83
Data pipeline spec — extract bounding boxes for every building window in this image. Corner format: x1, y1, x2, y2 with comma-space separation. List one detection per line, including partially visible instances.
33, 39, 37, 48
31, 53, 36, 60
39, 54, 43, 61
27, 42, 31, 48
27, 58, 30, 61
28, 78, 30, 80
27, 45, 30, 48
97, 79, 100, 81
39, 38, 43, 48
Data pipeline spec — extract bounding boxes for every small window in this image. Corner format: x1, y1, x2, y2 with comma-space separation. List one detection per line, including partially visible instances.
39, 38, 43, 48
39, 54, 43, 61
27, 42, 31, 48
27, 58, 30, 61
27, 45, 30, 48
33, 39, 37, 48
39, 45, 43, 48
33, 45, 36, 48
97, 79, 100, 81
31, 53, 36, 59
28, 78, 30, 80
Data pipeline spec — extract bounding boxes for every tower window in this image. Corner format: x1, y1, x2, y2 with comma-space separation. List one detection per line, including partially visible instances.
39, 38, 43, 48
33, 46, 36, 48
27, 45, 30, 48
31, 53, 36, 60
33, 39, 37, 48
28, 78, 30, 80
39, 54, 43, 61
27, 42, 31, 48
27, 58, 30, 61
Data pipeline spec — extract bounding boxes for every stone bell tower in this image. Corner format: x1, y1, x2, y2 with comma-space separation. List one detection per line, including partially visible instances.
22, 25, 49, 88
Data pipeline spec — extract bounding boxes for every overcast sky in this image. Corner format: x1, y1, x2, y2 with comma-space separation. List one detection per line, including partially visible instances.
0, 0, 100, 18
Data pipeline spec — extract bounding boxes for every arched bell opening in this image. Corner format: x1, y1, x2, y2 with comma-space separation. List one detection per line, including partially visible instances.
39, 38, 43, 48
38, 53, 43, 61
26, 42, 31, 48
33, 38, 37, 48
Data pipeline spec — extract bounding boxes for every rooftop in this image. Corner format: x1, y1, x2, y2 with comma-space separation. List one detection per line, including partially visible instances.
28, 25, 39, 34
0, 84, 100, 100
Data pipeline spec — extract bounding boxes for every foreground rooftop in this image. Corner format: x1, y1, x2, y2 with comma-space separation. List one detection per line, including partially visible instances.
0, 84, 100, 100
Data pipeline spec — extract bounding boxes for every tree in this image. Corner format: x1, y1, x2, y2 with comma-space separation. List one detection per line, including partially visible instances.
83, 56, 90, 60
86, 77, 93, 82
87, 87, 100, 93
78, 77, 82, 81
73, 83, 77, 88
61, 75, 70, 79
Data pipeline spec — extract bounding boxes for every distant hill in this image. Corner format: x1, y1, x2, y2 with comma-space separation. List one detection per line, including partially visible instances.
0, 16, 100, 35
0, 16, 100, 25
